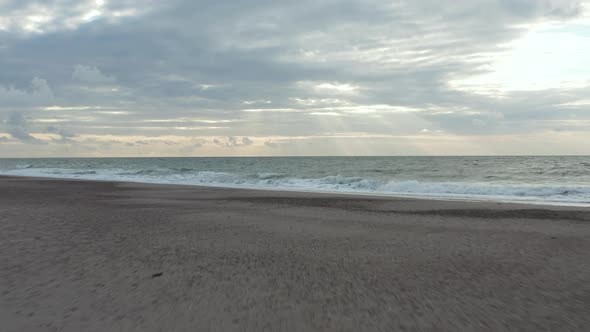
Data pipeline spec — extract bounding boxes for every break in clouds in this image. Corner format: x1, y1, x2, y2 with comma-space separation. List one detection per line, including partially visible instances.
0, 0, 589, 156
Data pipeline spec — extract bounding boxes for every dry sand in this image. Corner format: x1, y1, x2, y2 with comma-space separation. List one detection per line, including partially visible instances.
1, 176, 589, 331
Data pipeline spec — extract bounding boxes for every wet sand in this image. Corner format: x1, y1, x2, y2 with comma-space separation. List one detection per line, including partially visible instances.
1, 176, 589, 331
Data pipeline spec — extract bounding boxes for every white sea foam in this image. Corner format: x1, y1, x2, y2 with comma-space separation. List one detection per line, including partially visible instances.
2, 166, 590, 206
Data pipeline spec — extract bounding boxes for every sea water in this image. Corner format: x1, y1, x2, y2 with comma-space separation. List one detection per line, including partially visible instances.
1, 156, 590, 206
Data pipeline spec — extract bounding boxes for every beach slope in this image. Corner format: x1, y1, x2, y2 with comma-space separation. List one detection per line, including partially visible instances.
1, 176, 589, 331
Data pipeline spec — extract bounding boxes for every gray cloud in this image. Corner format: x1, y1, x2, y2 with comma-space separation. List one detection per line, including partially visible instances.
2, 112, 45, 144
72, 65, 116, 84
213, 136, 255, 148
46, 125, 77, 143
241, 137, 254, 146
0, 78, 54, 106
0, 0, 588, 155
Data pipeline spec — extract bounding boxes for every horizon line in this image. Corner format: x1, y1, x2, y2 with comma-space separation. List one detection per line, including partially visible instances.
0, 154, 589, 159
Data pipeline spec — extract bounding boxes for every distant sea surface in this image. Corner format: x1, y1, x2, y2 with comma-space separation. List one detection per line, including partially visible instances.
1, 156, 590, 206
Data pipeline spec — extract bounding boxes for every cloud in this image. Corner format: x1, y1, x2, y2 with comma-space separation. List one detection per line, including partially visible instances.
46, 125, 77, 143
2, 112, 45, 144
72, 65, 116, 84
264, 140, 278, 148
241, 136, 254, 145
214, 136, 254, 148
0, 0, 149, 35
264, 139, 297, 149
0, 78, 54, 106
1, 0, 589, 156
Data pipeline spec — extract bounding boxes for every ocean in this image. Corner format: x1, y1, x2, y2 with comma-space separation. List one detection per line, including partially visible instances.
1, 156, 589, 206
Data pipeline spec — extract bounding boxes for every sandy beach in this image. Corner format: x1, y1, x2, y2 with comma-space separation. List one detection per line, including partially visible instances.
1, 175, 589, 331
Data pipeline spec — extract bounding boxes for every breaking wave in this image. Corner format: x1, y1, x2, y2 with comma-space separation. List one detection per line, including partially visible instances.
1, 166, 590, 205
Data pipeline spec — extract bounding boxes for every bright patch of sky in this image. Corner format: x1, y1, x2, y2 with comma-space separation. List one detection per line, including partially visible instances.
450, 21, 590, 93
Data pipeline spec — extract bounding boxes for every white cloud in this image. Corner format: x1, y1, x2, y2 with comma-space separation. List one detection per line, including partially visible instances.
315, 83, 358, 92
310, 112, 342, 116
0, 0, 146, 35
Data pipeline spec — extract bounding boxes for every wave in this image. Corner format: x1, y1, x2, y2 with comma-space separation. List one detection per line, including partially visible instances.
117, 169, 161, 176
256, 172, 286, 180
72, 171, 97, 175
175, 167, 195, 173
1, 167, 590, 205
16, 164, 33, 169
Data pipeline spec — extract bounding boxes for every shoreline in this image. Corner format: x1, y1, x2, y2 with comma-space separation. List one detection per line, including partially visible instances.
1, 174, 589, 208
2, 176, 589, 331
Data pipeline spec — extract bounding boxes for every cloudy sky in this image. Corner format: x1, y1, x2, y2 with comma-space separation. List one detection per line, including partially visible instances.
1, 0, 589, 157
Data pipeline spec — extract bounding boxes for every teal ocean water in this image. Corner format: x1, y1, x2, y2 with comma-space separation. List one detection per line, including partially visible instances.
1, 156, 590, 205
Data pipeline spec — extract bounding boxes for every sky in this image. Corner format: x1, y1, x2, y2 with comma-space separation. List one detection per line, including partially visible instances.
1, 0, 590, 157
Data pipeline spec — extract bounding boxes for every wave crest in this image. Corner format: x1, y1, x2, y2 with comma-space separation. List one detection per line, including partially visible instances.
1, 167, 589, 205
